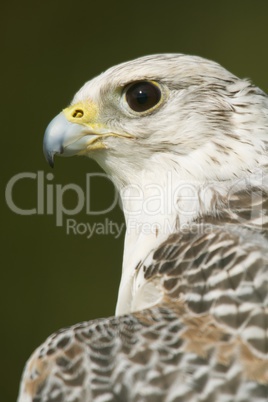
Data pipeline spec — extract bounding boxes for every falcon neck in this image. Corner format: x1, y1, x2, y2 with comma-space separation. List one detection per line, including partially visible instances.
116, 170, 208, 315
97, 148, 267, 315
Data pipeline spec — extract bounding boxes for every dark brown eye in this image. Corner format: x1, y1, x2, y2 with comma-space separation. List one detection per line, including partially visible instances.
125, 81, 162, 112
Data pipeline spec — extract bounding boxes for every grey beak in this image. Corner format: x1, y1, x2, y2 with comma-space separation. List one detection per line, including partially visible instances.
43, 112, 93, 167
43, 113, 67, 167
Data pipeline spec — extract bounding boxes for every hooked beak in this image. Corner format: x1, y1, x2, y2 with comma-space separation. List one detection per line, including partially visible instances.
43, 102, 105, 167
43, 101, 134, 167
43, 112, 102, 167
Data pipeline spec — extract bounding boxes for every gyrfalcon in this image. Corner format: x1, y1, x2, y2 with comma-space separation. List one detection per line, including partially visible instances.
18, 54, 268, 402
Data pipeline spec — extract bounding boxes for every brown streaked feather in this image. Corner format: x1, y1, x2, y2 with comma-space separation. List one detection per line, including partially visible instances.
20, 221, 268, 401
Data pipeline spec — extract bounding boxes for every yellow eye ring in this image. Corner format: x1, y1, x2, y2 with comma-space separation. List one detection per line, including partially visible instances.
124, 81, 163, 114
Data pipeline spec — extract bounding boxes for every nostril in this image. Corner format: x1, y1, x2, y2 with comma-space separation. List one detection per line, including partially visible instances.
72, 109, 84, 118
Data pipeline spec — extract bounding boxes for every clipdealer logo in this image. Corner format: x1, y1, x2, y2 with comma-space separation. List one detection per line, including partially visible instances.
5, 169, 265, 237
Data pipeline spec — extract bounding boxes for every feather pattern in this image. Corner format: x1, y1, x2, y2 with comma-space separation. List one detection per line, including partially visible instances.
19, 224, 268, 402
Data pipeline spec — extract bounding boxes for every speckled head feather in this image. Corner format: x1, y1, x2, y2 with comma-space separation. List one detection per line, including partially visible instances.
21, 54, 268, 402
65, 55, 268, 185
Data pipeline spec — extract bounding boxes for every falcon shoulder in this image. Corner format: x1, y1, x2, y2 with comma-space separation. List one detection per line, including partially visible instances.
18, 223, 268, 402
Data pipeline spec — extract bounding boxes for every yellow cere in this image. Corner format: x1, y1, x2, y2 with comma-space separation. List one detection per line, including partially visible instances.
63, 101, 100, 127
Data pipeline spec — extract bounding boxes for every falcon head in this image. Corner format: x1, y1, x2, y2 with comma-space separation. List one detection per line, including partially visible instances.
44, 54, 268, 188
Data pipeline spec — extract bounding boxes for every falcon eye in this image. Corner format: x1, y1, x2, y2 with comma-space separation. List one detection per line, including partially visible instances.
125, 81, 162, 113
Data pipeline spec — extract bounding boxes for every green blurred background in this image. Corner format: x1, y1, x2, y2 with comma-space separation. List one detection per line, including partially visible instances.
2, 1, 268, 400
